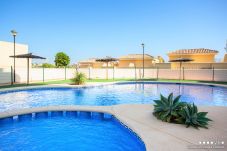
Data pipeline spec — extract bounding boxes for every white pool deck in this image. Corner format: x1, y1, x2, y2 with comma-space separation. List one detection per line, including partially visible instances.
0, 82, 227, 151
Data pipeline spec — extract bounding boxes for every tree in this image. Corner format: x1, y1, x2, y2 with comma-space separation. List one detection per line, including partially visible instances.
54, 52, 70, 67
42, 63, 55, 68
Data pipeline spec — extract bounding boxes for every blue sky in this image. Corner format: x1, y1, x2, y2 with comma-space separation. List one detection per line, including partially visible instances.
0, 0, 227, 64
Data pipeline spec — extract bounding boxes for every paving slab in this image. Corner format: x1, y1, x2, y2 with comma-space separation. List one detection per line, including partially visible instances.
113, 104, 227, 151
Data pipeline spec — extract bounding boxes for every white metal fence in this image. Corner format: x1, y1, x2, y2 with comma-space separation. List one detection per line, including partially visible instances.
0, 67, 227, 84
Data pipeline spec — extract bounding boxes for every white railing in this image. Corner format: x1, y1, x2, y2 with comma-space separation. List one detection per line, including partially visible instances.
0, 67, 227, 84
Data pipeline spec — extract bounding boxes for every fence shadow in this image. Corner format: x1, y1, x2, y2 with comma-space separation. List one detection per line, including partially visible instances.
0, 68, 12, 84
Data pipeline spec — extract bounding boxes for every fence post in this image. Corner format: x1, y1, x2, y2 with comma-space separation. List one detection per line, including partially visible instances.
139, 68, 141, 79
65, 66, 66, 80
113, 66, 115, 80
156, 67, 159, 80
212, 66, 215, 81
11, 66, 13, 85
43, 66, 45, 82
88, 67, 91, 80
135, 66, 137, 80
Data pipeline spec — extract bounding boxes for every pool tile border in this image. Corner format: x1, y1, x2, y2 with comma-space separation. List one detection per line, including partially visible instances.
0, 106, 147, 151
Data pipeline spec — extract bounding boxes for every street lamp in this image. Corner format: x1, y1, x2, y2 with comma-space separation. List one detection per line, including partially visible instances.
141, 43, 145, 78
11, 30, 17, 83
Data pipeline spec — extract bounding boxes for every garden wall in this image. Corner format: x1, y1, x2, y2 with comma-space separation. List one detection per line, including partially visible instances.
0, 67, 227, 84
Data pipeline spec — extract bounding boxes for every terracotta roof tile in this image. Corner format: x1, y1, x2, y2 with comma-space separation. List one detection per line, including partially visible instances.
168, 48, 218, 54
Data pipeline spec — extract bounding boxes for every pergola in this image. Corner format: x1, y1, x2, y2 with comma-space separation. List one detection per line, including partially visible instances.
96, 56, 118, 79
10, 53, 46, 84
169, 58, 194, 80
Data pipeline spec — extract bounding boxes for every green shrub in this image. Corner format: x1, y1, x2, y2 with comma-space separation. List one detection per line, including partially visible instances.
153, 93, 212, 129
153, 93, 186, 122
71, 72, 86, 85
175, 103, 212, 129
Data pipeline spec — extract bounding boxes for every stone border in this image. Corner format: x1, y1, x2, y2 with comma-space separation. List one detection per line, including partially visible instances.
0, 105, 113, 119
0, 82, 118, 92
0, 81, 226, 93
117, 81, 227, 88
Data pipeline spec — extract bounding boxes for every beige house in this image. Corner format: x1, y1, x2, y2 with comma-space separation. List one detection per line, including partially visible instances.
167, 48, 224, 69
78, 58, 105, 68
223, 54, 227, 62
78, 54, 165, 68
0, 41, 30, 68
118, 54, 155, 68
168, 48, 218, 63
153, 56, 165, 63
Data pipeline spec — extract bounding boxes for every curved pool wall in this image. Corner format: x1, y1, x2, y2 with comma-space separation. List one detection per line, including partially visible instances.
0, 82, 227, 112
0, 110, 146, 151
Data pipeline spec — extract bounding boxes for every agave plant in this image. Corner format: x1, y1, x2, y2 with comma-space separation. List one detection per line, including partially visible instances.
71, 72, 86, 85
176, 103, 212, 129
153, 93, 186, 123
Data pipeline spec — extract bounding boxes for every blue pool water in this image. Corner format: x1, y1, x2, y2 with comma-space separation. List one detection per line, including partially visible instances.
0, 111, 146, 151
0, 82, 227, 112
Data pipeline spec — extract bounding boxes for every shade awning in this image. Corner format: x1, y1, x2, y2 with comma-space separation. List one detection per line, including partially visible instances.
10, 53, 46, 59
9, 53, 46, 85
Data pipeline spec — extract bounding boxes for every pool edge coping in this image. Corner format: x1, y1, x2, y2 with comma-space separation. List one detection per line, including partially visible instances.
0, 82, 118, 92
0, 81, 226, 93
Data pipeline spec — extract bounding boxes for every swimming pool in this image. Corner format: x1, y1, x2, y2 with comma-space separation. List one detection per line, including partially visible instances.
0, 111, 146, 151
0, 82, 226, 112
